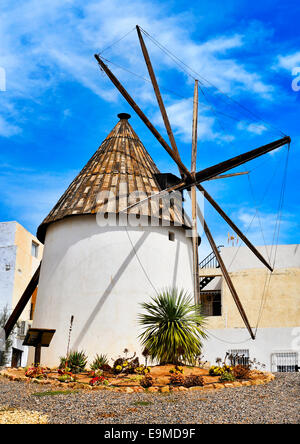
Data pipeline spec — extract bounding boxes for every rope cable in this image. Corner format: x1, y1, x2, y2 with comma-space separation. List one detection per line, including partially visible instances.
139, 26, 287, 137
97, 28, 136, 55
254, 145, 290, 333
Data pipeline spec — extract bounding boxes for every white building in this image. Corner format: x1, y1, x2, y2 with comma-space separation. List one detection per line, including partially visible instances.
0, 221, 43, 367
31, 113, 194, 367
200, 244, 300, 372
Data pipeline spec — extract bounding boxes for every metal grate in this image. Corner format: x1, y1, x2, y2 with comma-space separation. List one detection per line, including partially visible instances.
228, 349, 250, 366
271, 352, 298, 372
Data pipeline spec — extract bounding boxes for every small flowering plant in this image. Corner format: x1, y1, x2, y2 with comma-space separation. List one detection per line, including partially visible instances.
58, 374, 77, 383
135, 365, 151, 375
140, 374, 153, 388
114, 365, 123, 374
88, 369, 103, 378
219, 371, 235, 382
209, 365, 233, 376
89, 376, 109, 386
58, 367, 72, 375
169, 372, 185, 386
25, 365, 47, 379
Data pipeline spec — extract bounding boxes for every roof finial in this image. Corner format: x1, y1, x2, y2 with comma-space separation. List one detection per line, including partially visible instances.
118, 113, 131, 120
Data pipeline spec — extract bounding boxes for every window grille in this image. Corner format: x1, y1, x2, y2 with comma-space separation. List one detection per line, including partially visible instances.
271, 352, 298, 372
228, 349, 250, 366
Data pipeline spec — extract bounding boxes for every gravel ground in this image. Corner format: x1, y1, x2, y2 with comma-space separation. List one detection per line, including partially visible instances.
0, 373, 299, 424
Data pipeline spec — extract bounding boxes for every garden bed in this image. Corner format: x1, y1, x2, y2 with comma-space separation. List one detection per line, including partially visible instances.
0, 365, 275, 394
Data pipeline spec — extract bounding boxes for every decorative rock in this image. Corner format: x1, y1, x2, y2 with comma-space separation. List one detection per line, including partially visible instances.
147, 387, 159, 392
232, 382, 242, 387
124, 387, 134, 394
160, 386, 170, 393
250, 380, 260, 385
223, 383, 234, 388
241, 381, 251, 386
213, 383, 224, 389
188, 386, 203, 391
31, 379, 41, 384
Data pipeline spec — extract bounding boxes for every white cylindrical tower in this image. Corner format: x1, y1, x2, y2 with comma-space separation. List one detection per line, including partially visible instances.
32, 114, 194, 367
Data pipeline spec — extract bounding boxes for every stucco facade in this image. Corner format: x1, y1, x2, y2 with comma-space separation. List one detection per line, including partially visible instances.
200, 245, 300, 371
0, 221, 43, 367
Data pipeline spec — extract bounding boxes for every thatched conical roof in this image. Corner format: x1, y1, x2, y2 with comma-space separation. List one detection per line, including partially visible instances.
37, 113, 189, 242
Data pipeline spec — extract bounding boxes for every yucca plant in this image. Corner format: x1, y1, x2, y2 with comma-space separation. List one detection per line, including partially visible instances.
138, 288, 207, 365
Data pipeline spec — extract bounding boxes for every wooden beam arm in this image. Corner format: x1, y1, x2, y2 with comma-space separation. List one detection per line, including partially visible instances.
136, 27, 181, 164
191, 194, 255, 339
206, 171, 249, 181
195, 136, 291, 183
94, 54, 190, 179
4, 264, 41, 338
196, 184, 273, 271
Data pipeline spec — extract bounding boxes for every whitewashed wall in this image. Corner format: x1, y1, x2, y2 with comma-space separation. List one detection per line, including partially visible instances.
221, 244, 300, 271
32, 215, 194, 367
0, 222, 17, 311
202, 327, 300, 372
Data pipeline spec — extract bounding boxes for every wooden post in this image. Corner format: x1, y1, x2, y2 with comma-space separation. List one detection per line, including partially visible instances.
191, 80, 200, 303
34, 345, 41, 367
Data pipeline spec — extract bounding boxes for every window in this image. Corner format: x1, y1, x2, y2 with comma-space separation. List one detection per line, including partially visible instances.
11, 348, 23, 368
200, 291, 221, 316
228, 349, 250, 366
168, 231, 175, 242
31, 241, 39, 258
271, 352, 298, 372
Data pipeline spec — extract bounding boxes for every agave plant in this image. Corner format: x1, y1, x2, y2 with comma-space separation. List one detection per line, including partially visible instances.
138, 288, 206, 365
59, 350, 87, 374
90, 354, 109, 370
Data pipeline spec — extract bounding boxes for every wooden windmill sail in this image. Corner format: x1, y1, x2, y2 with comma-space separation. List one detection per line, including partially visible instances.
94, 25, 291, 340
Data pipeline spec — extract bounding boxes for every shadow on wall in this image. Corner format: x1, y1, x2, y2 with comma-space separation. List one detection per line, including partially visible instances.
172, 240, 180, 289
72, 231, 150, 349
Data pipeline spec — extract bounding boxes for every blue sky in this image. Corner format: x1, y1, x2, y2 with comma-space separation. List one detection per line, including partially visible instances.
0, 0, 299, 259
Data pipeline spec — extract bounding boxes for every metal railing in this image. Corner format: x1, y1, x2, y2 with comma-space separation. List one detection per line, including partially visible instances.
199, 245, 224, 269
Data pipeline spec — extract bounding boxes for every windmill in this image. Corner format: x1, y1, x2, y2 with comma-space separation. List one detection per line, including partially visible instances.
94, 25, 290, 340
4, 26, 290, 356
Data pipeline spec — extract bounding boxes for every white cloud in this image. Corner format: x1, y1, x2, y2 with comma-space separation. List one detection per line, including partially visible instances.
0, 0, 274, 141
276, 51, 300, 71
0, 164, 77, 231
152, 97, 235, 144
237, 121, 267, 135
0, 115, 21, 137
236, 208, 297, 246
